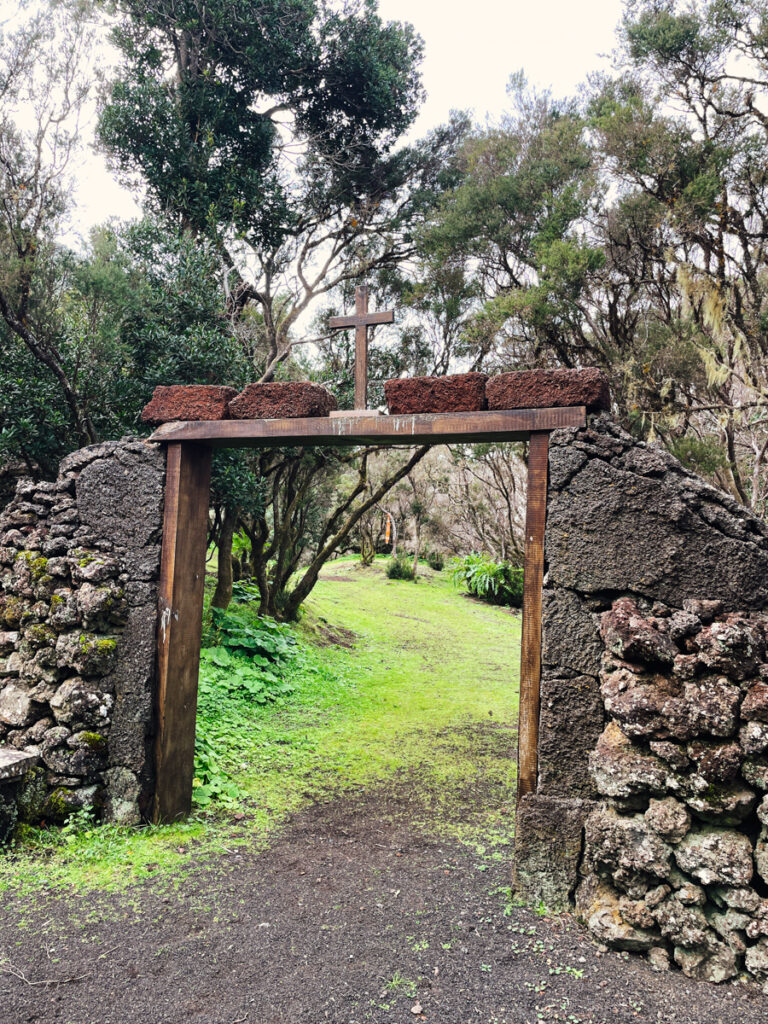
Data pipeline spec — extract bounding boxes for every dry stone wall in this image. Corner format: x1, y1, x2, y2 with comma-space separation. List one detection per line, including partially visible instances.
514, 414, 768, 987
0, 439, 164, 826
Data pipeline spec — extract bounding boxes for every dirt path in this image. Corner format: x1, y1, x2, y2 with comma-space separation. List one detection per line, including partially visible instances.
2, 776, 766, 1024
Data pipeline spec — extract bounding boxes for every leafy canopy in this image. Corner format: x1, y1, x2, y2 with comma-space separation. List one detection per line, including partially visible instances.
99, 0, 425, 249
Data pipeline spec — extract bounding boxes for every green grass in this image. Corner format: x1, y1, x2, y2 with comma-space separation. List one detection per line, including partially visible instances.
0, 557, 520, 894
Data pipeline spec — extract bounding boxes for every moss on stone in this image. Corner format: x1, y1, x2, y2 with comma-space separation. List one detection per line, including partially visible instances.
16, 766, 46, 823
79, 636, 117, 653
50, 594, 64, 608
78, 731, 107, 752
26, 623, 56, 647
2, 596, 23, 627
31, 557, 48, 581
43, 787, 72, 823
15, 552, 48, 581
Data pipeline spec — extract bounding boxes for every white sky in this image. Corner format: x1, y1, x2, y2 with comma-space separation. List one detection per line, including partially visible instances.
68, 0, 626, 237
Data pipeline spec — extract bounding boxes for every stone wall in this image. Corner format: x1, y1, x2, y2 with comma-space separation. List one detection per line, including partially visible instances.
514, 414, 768, 986
0, 439, 164, 825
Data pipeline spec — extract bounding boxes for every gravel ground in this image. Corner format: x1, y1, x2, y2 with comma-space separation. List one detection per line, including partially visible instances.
2, 783, 768, 1024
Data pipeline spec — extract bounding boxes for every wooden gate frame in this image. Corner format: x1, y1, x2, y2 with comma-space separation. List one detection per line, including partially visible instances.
149, 406, 586, 822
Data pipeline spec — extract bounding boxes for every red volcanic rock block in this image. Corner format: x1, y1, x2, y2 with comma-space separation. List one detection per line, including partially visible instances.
141, 385, 238, 424
384, 372, 488, 415
486, 368, 610, 412
229, 382, 337, 419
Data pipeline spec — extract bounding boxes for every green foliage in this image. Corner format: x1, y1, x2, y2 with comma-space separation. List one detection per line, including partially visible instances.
449, 553, 523, 608
1, 219, 251, 472
668, 435, 728, 476
386, 552, 416, 580
426, 550, 445, 571
199, 646, 295, 703
195, 607, 302, 806
205, 607, 298, 665
99, 0, 424, 249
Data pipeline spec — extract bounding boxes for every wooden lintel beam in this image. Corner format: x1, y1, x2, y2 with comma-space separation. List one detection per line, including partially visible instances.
149, 406, 586, 448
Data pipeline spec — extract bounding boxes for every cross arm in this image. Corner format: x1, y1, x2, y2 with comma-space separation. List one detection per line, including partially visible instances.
328, 311, 395, 329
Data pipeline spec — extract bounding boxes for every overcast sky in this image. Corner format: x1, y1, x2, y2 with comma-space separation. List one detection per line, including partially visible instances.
69, 0, 626, 238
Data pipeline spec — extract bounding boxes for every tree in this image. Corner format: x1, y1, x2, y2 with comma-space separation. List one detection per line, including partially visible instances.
0, 1, 100, 449
424, 25, 768, 513
239, 442, 428, 619
99, 0, 467, 380
424, 75, 603, 373
95, 0, 473, 615
586, 0, 768, 508
440, 445, 526, 561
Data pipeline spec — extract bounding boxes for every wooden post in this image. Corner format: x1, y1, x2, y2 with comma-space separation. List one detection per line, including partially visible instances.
516, 431, 549, 803
354, 285, 369, 410
153, 442, 212, 823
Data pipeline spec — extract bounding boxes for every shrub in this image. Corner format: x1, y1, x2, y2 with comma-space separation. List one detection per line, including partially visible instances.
386, 553, 415, 580
205, 606, 297, 664
427, 550, 445, 572
449, 552, 523, 607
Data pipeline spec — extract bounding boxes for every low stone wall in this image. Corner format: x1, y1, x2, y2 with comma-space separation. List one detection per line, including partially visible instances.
514, 414, 768, 987
0, 440, 164, 825
580, 599, 768, 984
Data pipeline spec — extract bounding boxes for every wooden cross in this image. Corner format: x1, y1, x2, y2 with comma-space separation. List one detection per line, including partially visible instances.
328, 285, 394, 410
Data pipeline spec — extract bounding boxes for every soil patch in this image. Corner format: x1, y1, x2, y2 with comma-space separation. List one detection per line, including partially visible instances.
1, 783, 765, 1024
314, 622, 358, 647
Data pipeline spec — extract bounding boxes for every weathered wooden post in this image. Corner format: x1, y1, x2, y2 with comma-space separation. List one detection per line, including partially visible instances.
516, 431, 549, 801
153, 442, 212, 823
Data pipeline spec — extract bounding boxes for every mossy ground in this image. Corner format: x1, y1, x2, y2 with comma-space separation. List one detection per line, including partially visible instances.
0, 557, 520, 895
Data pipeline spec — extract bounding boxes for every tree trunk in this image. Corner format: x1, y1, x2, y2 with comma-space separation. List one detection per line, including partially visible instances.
211, 507, 239, 609
279, 446, 430, 620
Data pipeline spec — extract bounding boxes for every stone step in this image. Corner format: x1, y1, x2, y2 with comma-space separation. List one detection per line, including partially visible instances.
0, 747, 38, 783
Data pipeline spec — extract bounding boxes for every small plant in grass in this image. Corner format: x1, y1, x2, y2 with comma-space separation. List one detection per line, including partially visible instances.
194, 608, 303, 806
386, 552, 415, 580
426, 550, 444, 571
449, 552, 523, 607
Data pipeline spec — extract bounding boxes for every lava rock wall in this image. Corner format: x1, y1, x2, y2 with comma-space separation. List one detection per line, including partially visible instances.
514, 414, 768, 986
0, 439, 165, 825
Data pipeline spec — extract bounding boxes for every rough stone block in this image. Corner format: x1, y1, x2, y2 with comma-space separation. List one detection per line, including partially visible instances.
546, 453, 768, 609
486, 368, 610, 412
541, 588, 602, 676
0, 684, 34, 728
0, 747, 38, 781
588, 721, 668, 805
141, 385, 237, 424
384, 373, 488, 415
538, 673, 604, 798
76, 442, 165, 553
674, 827, 754, 887
575, 875, 661, 951
514, 794, 595, 911
229, 382, 337, 419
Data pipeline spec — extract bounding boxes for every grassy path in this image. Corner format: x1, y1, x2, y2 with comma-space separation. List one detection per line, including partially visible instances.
0, 558, 520, 893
